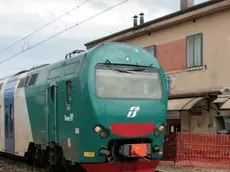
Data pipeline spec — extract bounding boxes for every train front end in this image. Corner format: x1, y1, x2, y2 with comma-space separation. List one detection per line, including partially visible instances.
81, 42, 168, 172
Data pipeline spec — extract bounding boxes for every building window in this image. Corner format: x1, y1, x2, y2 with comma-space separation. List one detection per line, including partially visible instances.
186, 33, 203, 68
144, 45, 156, 57
66, 80, 72, 104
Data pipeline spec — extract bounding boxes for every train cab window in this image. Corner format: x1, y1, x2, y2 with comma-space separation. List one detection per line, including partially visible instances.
66, 81, 72, 104
95, 64, 162, 99
28, 73, 38, 86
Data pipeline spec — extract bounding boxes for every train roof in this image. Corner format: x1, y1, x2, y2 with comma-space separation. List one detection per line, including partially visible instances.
0, 42, 159, 82
0, 63, 51, 82
0, 49, 86, 82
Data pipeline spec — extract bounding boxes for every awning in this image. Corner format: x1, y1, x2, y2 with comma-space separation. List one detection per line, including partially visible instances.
213, 97, 230, 104
213, 95, 230, 110
168, 97, 206, 111
219, 99, 230, 109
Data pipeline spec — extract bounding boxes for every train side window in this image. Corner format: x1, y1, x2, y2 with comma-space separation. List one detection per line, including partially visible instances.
9, 105, 13, 134
25, 76, 30, 87
28, 73, 38, 86
5, 112, 8, 137
50, 85, 55, 101
66, 81, 72, 104
5, 105, 8, 137
18, 77, 26, 88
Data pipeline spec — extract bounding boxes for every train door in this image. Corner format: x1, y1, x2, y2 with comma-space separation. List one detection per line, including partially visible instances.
46, 82, 58, 143
5, 100, 15, 153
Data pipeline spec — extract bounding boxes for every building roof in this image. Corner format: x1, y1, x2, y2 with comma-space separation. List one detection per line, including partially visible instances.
85, 0, 226, 47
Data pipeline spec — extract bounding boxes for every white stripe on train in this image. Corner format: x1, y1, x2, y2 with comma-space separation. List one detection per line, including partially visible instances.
14, 72, 34, 156
0, 78, 7, 152
0, 73, 33, 156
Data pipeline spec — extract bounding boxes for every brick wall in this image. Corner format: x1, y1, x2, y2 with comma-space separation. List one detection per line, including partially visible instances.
156, 39, 186, 72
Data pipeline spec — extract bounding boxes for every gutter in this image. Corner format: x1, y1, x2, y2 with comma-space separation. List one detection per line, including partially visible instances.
168, 87, 228, 99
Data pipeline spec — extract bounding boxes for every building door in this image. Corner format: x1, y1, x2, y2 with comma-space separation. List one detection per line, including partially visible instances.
165, 119, 181, 136
169, 124, 181, 133
162, 119, 181, 161
5, 102, 15, 153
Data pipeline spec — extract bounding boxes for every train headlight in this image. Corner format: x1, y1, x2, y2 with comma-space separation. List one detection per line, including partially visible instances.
93, 125, 109, 139
158, 125, 165, 132
94, 125, 102, 133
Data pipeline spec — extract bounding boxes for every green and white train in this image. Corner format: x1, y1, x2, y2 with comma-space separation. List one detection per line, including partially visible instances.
0, 42, 168, 172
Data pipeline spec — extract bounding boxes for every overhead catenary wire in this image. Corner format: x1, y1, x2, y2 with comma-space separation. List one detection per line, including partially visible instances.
0, 0, 130, 65
0, 0, 92, 54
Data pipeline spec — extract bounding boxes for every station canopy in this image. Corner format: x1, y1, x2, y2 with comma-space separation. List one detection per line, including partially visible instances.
168, 97, 205, 111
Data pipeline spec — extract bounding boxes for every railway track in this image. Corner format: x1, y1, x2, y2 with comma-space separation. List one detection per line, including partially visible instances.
0, 154, 165, 172
0, 155, 44, 172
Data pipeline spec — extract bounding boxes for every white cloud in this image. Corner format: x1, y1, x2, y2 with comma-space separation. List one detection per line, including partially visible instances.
0, 0, 210, 78
0, 0, 174, 39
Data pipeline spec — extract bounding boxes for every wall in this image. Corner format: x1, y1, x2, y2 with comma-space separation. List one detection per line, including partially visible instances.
176, 98, 230, 134
180, 111, 189, 132
122, 9, 230, 96
156, 39, 186, 72
188, 100, 216, 134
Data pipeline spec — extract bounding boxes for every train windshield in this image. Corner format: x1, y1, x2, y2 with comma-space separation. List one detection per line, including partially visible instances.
95, 64, 163, 99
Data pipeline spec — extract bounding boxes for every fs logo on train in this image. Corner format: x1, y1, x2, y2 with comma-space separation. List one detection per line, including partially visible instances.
127, 106, 140, 118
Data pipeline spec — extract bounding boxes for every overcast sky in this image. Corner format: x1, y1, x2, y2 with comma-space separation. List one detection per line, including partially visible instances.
0, 0, 209, 78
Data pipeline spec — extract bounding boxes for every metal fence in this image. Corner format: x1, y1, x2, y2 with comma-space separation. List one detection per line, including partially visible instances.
173, 132, 230, 169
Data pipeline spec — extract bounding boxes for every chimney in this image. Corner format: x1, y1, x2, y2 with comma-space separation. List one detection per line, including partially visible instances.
133, 15, 138, 27
139, 13, 144, 25
180, 0, 194, 10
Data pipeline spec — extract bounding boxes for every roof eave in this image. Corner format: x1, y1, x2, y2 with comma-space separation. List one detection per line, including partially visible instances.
85, 0, 228, 47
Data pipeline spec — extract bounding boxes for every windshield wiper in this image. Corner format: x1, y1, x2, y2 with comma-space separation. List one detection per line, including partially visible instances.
104, 60, 153, 73
127, 63, 154, 72
127, 67, 145, 71
105, 60, 133, 74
